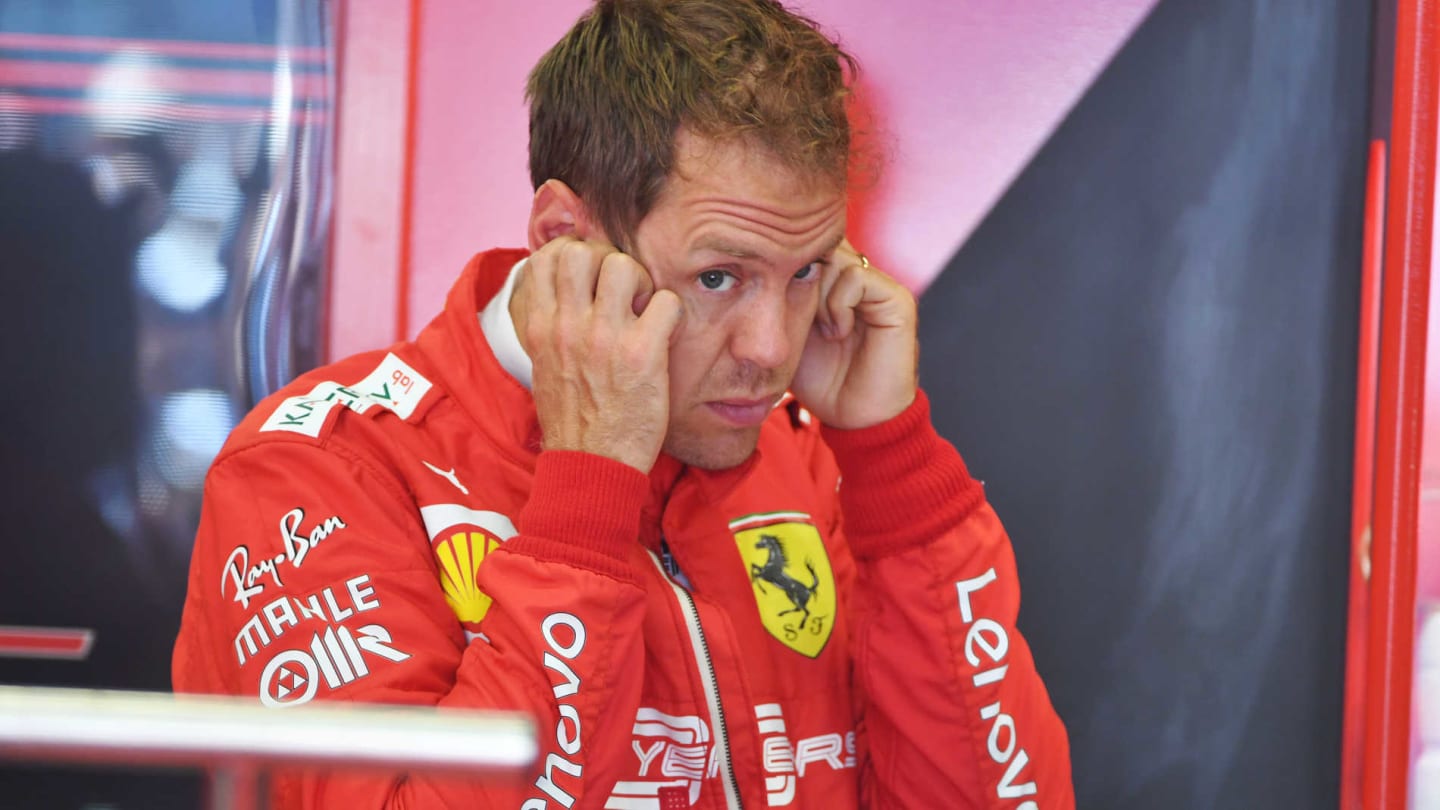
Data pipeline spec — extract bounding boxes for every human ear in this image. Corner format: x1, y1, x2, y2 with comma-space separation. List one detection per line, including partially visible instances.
526, 179, 605, 250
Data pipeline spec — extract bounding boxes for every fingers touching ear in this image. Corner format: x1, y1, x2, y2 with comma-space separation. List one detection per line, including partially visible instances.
527, 179, 608, 251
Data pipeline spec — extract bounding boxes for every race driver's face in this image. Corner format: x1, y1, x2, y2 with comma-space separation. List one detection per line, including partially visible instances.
627, 130, 847, 470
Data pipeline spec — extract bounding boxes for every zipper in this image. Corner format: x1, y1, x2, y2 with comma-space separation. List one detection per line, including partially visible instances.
659, 537, 682, 578
646, 548, 744, 810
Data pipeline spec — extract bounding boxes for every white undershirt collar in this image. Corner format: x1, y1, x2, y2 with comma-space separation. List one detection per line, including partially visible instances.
477, 258, 533, 390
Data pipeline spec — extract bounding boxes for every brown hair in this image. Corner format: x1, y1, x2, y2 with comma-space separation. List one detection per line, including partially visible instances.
526, 0, 857, 245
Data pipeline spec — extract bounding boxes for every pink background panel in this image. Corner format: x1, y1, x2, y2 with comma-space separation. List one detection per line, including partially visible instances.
329, 0, 1160, 357
1420, 113, 1440, 603
798, 0, 1160, 288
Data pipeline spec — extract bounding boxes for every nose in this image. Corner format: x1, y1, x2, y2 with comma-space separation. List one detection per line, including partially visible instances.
729, 293, 792, 370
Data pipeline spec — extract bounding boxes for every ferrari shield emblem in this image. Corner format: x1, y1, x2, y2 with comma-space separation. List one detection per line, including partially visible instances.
731, 512, 836, 658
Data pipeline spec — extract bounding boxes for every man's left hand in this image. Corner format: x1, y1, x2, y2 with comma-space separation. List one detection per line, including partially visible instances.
791, 240, 918, 430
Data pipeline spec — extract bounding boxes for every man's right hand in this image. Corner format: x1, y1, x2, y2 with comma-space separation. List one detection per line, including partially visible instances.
512, 237, 684, 474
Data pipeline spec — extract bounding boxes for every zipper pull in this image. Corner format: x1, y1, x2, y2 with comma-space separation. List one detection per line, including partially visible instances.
659, 537, 681, 577
659, 537, 693, 589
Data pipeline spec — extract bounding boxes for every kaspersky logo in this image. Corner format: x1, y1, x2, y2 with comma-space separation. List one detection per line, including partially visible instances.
731, 512, 835, 658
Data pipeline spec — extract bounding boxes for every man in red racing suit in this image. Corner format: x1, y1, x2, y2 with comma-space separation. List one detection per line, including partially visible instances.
173, 2, 1074, 808
173, 244, 1074, 807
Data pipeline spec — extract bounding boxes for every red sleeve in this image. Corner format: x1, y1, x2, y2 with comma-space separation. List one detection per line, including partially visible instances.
172, 441, 648, 808
821, 390, 1075, 809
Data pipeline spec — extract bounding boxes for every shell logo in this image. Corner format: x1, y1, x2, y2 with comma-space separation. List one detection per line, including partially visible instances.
419, 504, 517, 630
434, 529, 502, 624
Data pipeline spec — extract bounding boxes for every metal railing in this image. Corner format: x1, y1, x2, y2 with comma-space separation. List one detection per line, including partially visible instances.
0, 686, 536, 809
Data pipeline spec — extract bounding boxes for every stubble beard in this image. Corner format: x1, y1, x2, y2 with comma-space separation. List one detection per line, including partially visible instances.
661, 362, 789, 469
661, 419, 763, 471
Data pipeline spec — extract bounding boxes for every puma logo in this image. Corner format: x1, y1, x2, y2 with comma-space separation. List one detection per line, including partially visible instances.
422, 461, 469, 495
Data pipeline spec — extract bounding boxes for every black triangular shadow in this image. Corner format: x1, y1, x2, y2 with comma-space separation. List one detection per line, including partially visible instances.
918, 0, 1372, 806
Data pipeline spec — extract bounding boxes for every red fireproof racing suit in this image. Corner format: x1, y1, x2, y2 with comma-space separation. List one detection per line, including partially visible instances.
173, 249, 1074, 809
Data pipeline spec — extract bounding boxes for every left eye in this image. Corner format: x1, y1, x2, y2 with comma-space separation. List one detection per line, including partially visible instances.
699, 270, 736, 291
794, 262, 819, 280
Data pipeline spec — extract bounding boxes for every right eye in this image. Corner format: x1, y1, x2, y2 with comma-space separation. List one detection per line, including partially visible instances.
698, 270, 737, 292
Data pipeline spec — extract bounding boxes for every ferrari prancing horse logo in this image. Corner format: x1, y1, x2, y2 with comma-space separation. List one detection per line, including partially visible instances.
731, 512, 836, 658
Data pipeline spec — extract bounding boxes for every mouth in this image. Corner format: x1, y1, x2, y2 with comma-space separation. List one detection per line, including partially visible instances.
705, 394, 782, 428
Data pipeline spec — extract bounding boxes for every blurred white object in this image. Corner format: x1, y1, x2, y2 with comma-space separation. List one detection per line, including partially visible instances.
136, 219, 227, 312
0, 686, 535, 810
1419, 609, 1440, 669
0, 91, 36, 151
86, 152, 158, 208
151, 388, 236, 490
171, 159, 243, 225
86, 50, 177, 138
1418, 609, 1440, 746
0, 685, 535, 773
1414, 747, 1440, 809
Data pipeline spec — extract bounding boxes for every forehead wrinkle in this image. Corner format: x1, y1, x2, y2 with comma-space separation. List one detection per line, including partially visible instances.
688, 196, 846, 239
692, 235, 762, 260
